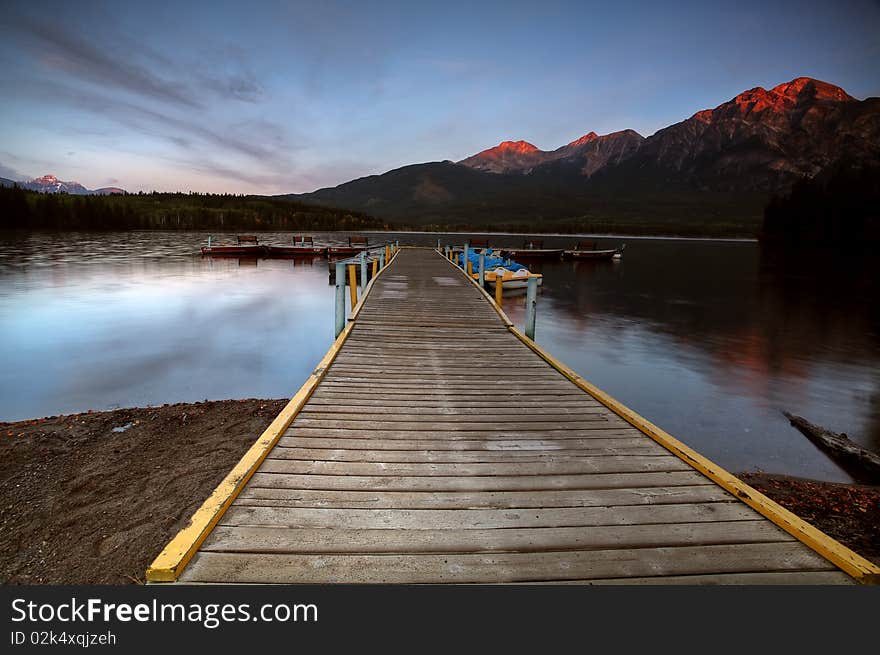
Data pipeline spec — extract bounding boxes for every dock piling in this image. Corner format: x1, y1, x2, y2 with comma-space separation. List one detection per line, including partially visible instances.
525, 275, 538, 339
334, 262, 345, 337
495, 274, 503, 307
478, 252, 486, 287
463, 243, 469, 270
347, 264, 358, 309
359, 251, 367, 292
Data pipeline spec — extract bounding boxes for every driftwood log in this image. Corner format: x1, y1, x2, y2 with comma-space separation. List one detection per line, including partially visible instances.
783, 411, 880, 481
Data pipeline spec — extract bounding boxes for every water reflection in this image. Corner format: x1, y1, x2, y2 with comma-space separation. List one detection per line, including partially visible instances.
0, 231, 876, 483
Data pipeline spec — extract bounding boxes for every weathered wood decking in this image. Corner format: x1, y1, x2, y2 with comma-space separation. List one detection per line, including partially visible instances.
161, 248, 868, 584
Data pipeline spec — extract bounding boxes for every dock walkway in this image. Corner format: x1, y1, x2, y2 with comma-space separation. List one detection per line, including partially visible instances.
148, 248, 876, 584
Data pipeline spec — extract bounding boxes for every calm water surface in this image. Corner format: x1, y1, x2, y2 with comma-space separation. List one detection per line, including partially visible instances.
1, 230, 877, 483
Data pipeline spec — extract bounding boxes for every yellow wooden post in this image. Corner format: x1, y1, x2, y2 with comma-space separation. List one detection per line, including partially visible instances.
385, 245, 391, 263
348, 264, 358, 308
372, 258, 378, 278
467, 261, 473, 276
495, 275, 503, 307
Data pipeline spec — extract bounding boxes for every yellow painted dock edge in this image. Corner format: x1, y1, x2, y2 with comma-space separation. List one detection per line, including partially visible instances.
439, 247, 880, 584
145, 246, 400, 583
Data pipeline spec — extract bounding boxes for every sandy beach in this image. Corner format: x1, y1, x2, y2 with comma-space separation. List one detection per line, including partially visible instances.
1, 400, 877, 584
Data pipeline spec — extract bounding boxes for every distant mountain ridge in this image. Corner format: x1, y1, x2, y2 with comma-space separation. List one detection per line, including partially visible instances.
288, 77, 880, 233
458, 130, 645, 176
0, 174, 126, 195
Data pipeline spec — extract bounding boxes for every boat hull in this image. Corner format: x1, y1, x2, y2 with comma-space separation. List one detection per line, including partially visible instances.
477, 272, 544, 290
489, 277, 543, 290
201, 245, 268, 256
499, 249, 564, 259
266, 246, 327, 257
326, 246, 367, 256
564, 249, 620, 260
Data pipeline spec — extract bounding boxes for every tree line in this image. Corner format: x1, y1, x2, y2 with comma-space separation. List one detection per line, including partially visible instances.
0, 186, 390, 231
761, 164, 880, 247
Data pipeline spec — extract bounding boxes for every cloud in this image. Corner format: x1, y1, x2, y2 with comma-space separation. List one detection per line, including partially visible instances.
199, 73, 264, 103
0, 162, 27, 181
4, 13, 202, 109
1, 7, 273, 108
19, 78, 295, 168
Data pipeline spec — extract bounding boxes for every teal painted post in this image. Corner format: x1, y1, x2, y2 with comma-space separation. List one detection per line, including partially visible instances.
463, 243, 469, 269
379, 251, 386, 269
359, 251, 367, 292
525, 275, 538, 340
334, 261, 346, 337
478, 251, 486, 287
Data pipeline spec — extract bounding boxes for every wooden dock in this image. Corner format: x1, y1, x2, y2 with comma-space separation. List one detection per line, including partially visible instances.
147, 247, 878, 584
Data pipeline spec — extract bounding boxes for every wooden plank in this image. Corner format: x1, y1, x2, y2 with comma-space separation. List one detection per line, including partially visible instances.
326, 369, 561, 378
284, 428, 656, 438
269, 444, 668, 462
300, 405, 606, 415
332, 353, 547, 363
246, 470, 711, 491
306, 396, 601, 407
295, 409, 610, 421
341, 342, 527, 352
531, 571, 855, 585
219, 502, 756, 530
202, 521, 790, 554
180, 542, 836, 584
258, 456, 691, 476
313, 385, 586, 397
277, 435, 646, 450
234, 485, 732, 509
289, 418, 630, 431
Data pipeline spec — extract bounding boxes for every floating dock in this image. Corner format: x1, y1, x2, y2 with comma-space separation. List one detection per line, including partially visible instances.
147, 247, 878, 584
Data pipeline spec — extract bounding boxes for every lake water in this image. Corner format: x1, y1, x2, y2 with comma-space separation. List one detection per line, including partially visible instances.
0, 230, 877, 483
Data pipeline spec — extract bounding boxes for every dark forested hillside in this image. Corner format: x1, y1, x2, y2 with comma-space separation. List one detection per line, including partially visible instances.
0, 186, 389, 231
761, 165, 880, 247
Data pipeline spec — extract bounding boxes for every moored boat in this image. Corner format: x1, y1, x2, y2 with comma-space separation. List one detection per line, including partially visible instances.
200, 234, 268, 256
475, 266, 544, 290
563, 241, 625, 260
326, 235, 368, 256
500, 239, 564, 259
266, 235, 327, 257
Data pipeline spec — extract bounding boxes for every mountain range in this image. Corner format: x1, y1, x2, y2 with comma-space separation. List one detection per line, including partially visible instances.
286, 77, 880, 234
0, 174, 126, 196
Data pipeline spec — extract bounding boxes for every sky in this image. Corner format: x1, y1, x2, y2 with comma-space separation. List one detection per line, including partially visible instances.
0, 0, 878, 194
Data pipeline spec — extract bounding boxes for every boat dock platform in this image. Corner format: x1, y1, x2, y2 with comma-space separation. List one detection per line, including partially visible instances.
147, 247, 879, 584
